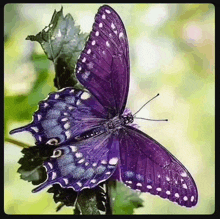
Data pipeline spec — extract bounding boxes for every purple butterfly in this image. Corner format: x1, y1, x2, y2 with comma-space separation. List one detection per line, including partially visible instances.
10, 5, 198, 207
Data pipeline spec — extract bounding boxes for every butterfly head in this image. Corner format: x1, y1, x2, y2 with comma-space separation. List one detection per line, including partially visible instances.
121, 113, 134, 125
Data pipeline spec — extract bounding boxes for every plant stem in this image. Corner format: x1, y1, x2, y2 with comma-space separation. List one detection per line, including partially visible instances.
5, 138, 31, 148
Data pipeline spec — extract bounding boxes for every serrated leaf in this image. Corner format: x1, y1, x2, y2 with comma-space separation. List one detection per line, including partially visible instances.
47, 184, 78, 210
18, 165, 44, 183
26, 7, 88, 90
17, 146, 53, 185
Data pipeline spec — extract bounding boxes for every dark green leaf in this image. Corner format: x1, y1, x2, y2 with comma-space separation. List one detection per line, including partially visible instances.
26, 7, 88, 90
76, 188, 105, 215
47, 184, 78, 211
17, 146, 53, 185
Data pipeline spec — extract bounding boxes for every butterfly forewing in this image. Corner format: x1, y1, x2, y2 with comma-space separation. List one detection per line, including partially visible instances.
33, 133, 120, 192
76, 5, 130, 116
114, 126, 198, 207
10, 88, 108, 145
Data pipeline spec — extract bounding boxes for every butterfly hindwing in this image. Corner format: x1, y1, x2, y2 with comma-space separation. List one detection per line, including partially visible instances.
32, 133, 120, 192
76, 5, 130, 116
10, 88, 108, 145
114, 126, 198, 207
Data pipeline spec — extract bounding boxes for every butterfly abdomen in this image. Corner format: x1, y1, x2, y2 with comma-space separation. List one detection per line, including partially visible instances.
75, 126, 107, 141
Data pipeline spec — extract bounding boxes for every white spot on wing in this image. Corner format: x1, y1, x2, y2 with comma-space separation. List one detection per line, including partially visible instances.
105, 171, 111, 175
119, 32, 124, 39
61, 118, 68, 122
69, 89, 75, 93
51, 172, 57, 180
81, 92, 91, 100
166, 190, 171, 195
183, 196, 188, 201
78, 158, 85, 164
147, 185, 152, 189
77, 182, 82, 187
87, 49, 91, 54
65, 130, 71, 139
156, 187, 162, 191
101, 160, 107, 165
47, 162, 53, 169
109, 157, 118, 165
111, 23, 116, 29
191, 196, 194, 202
106, 41, 110, 47
82, 57, 86, 62
181, 172, 187, 177
105, 9, 111, 14
182, 183, 188, 189
87, 62, 94, 69
30, 126, 39, 132
95, 31, 99, 36
136, 183, 142, 187
102, 14, 106, 19
44, 102, 49, 108
99, 23, 103, 28
91, 179, 96, 183
175, 193, 180, 198
64, 122, 70, 130
166, 176, 170, 181
37, 114, 42, 121
75, 152, 83, 158
82, 71, 90, 80
55, 94, 59, 99
92, 40, 96, 45
76, 100, 81, 106
63, 178, 69, 185
70, 145, 77, 152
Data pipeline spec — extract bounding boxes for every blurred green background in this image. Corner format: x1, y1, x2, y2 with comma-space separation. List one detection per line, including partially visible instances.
4, 3, 214, 214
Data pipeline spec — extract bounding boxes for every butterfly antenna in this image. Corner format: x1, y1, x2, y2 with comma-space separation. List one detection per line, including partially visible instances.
133, 93, 160, 116
134, 117, 168, 122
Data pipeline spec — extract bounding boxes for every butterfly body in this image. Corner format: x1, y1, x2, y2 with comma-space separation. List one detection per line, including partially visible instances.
10, 5, 198, 207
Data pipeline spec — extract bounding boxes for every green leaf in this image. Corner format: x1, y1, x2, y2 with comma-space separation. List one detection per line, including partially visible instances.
18, 165, 45, 184
26, 7, 88, 90
108, 181, 144, 215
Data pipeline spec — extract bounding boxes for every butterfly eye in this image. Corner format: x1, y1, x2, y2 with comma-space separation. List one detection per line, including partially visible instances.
128, 114, 134, 123
46, 138, 59, 145
51, 149, 63, 158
